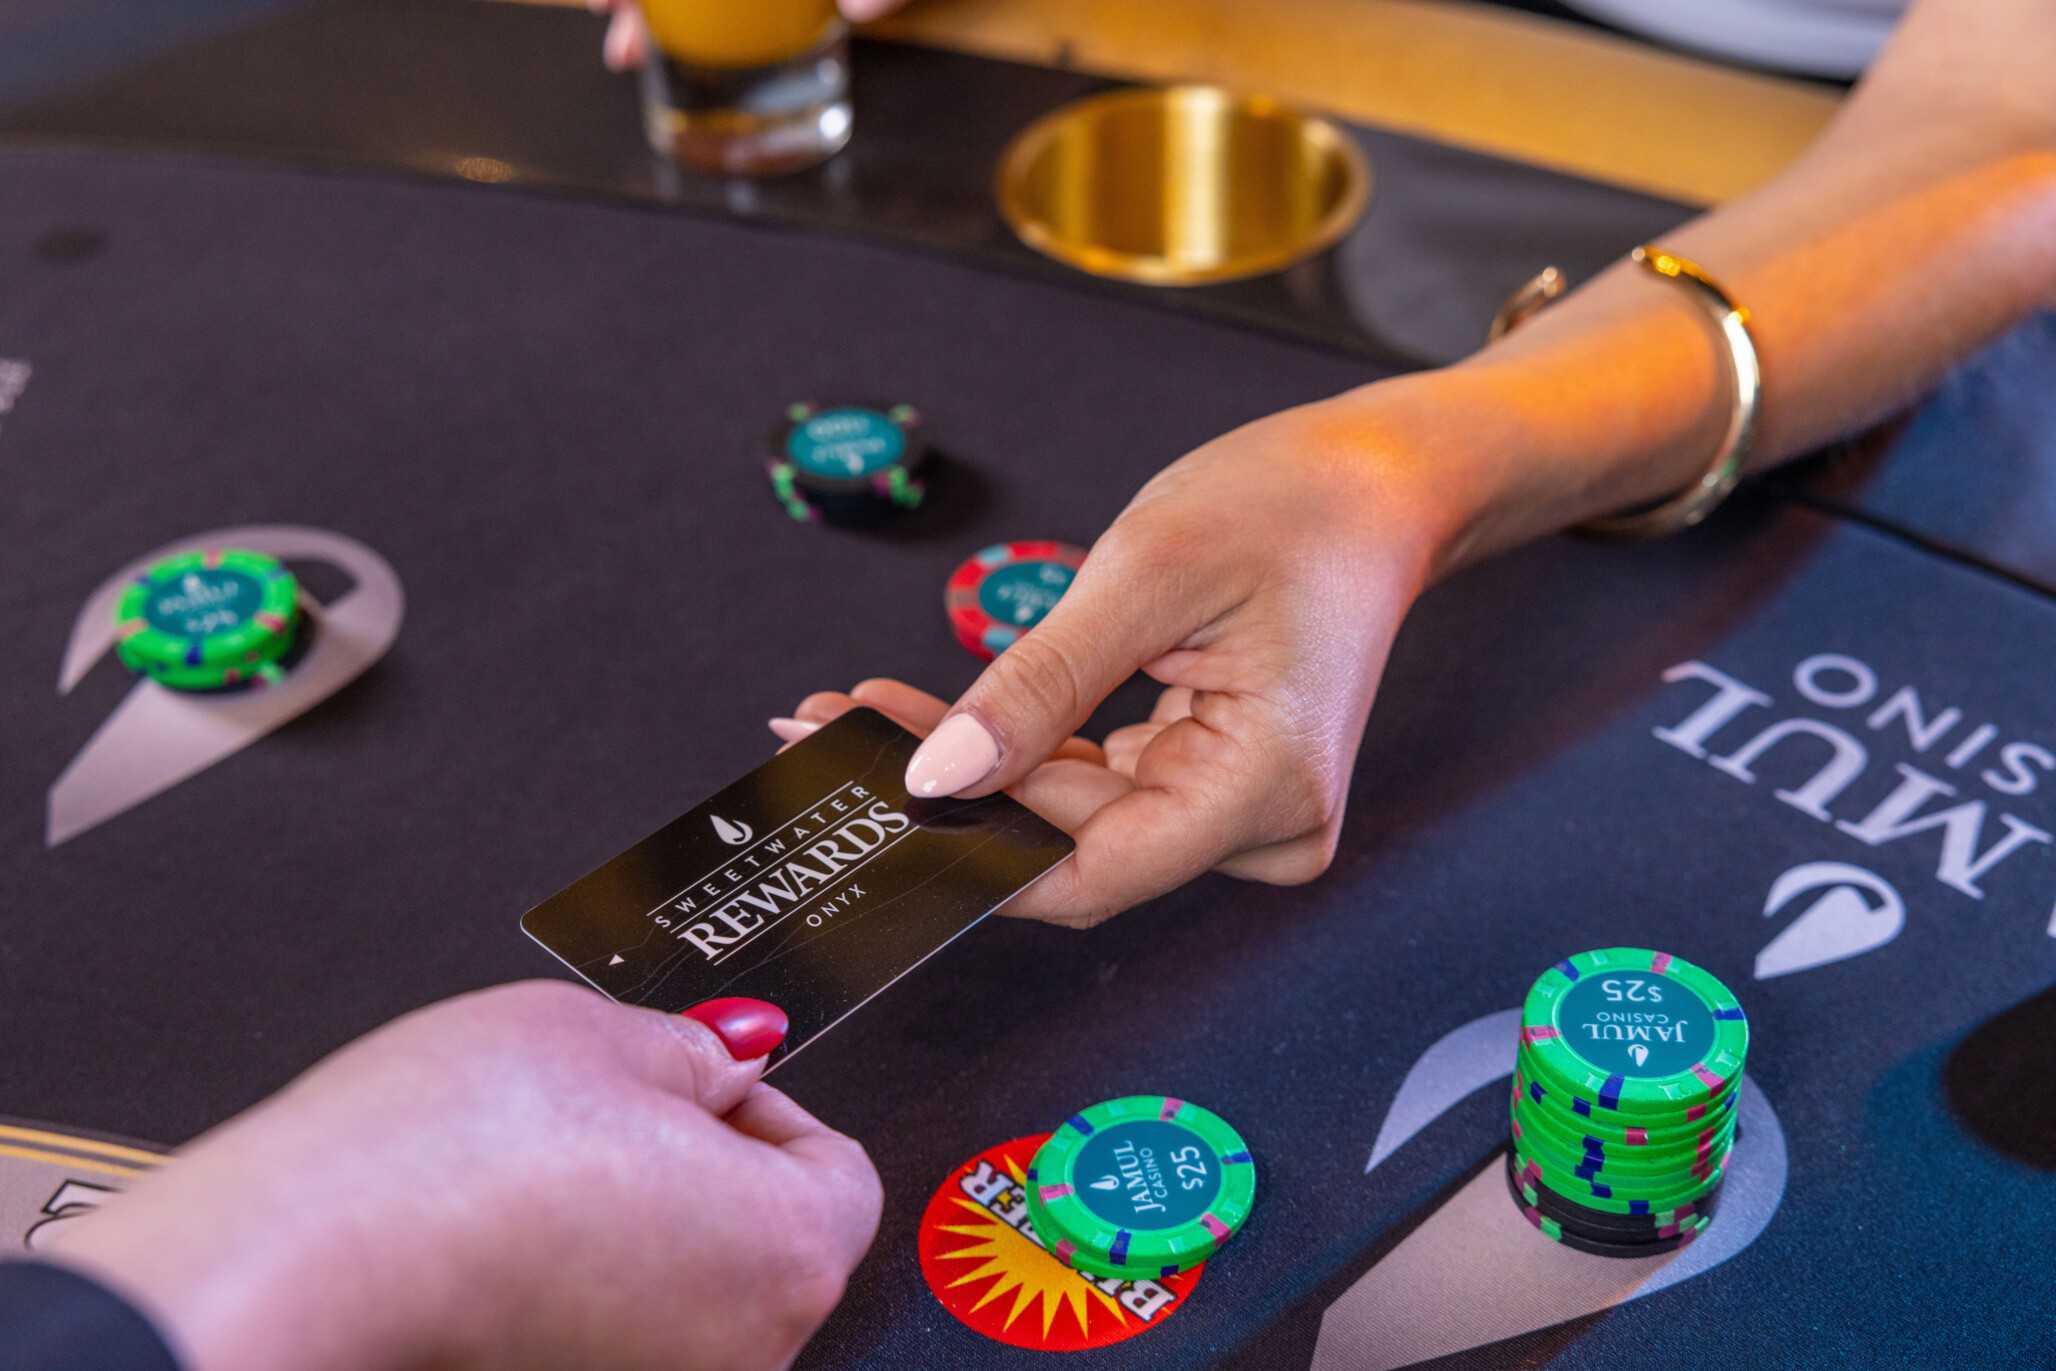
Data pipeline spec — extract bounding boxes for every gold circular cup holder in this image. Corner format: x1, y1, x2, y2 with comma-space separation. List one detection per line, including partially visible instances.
996, 85, 1372, 287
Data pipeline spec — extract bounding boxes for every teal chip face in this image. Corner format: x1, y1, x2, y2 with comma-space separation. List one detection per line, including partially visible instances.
113, 547, 300, 690
1554, 969, 1715, 1079
976, 559, 1076, 627
142, 566, 262, 640
1071, 1119, 1224, 1231
1024, 1095, 1255, 1277
785, 406, 907, 479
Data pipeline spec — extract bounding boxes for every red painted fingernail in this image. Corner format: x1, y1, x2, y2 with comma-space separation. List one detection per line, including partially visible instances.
682, 997, 788, 1059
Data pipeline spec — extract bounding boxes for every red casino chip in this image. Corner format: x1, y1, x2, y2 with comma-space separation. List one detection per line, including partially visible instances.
943, 540, 1088, 661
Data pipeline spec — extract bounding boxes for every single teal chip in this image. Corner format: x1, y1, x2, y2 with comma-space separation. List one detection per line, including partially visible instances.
784, 406, 908, 479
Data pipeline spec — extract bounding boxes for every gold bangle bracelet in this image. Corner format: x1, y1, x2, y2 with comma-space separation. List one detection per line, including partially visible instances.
1486, 244, 1762, 540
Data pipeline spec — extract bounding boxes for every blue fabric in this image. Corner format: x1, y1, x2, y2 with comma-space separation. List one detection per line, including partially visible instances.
1782, 314, 2056, 595
0, 1262, 181, 1371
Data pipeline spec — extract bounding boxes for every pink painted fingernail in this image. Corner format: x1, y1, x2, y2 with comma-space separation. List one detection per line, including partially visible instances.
603, 12, 645, 70
768, 717, 821, 743
904, 714, 999, 798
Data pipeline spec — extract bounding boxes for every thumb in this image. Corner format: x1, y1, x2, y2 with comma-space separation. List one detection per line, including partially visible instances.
625, 997, 788, 1114
905, 546, 1188, 799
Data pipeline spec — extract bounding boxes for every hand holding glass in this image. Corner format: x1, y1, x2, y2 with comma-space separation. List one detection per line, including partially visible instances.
639, 0, 853, 175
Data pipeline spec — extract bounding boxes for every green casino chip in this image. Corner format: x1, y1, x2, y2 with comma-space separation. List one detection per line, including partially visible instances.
1519, 949, 1749, 1116
1511, 1154, 1727, 1227
1510, 1139, 1730, 1215
1511, 1084, 1735, 1172
114, 548, 301, 692
1513, 1040, 1738, 1144
1511, 1094, 1736, 1184
1511, 1077, 1737, 1170
765, 402, 928, 525
1510, 1152, 1725, 1236
1025, 1096, 1256, 1281
1504, 1134, 1727, 1208
1514, 1036, 1740, 1135
1513, 1083, 1736, 1169
1511, 1113, 1735, 1193
1508, 1154, 1712, 1259
1510, 1141, 1729, 1219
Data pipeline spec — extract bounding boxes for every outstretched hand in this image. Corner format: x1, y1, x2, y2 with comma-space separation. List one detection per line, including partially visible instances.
49, 984, 882, 1371
777, 390, 1463, 928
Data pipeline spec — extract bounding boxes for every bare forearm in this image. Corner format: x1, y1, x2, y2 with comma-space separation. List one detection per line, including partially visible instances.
1360, 0, 2056, 574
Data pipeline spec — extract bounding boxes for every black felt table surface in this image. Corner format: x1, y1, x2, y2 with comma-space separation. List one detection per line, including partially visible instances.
2, 144, 2052, 1370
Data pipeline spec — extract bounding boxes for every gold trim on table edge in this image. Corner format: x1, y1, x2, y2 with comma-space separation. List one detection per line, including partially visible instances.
0, 1143, 151, 1180
0, 1122, 166, 1168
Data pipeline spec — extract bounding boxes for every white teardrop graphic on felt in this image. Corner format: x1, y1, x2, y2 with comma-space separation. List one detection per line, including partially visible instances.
1627, 1044, 1649, 1068
712, 814, 754, 846
1090, 1176, 1120, 1192
49, 525, 406, 847
1755, 861, 1904, 980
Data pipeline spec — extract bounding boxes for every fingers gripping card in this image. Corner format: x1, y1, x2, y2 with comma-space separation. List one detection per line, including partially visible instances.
521, 708, 1074, 1064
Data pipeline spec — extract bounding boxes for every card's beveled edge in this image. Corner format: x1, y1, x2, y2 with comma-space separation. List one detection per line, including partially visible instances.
519, 913, 613, 996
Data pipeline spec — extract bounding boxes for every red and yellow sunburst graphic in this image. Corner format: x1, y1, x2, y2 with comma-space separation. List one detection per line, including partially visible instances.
917, 1133, 1205, 1351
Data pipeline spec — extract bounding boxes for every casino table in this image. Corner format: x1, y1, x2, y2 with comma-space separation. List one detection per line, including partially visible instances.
3, 3, 2053, 1368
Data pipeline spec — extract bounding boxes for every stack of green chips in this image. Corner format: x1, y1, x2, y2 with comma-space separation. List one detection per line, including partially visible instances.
114, 548, 302, 691
1506, 948, 1750, 1258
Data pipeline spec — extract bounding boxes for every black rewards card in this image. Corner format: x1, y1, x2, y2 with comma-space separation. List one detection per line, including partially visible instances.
521, 708, 1075, 1064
